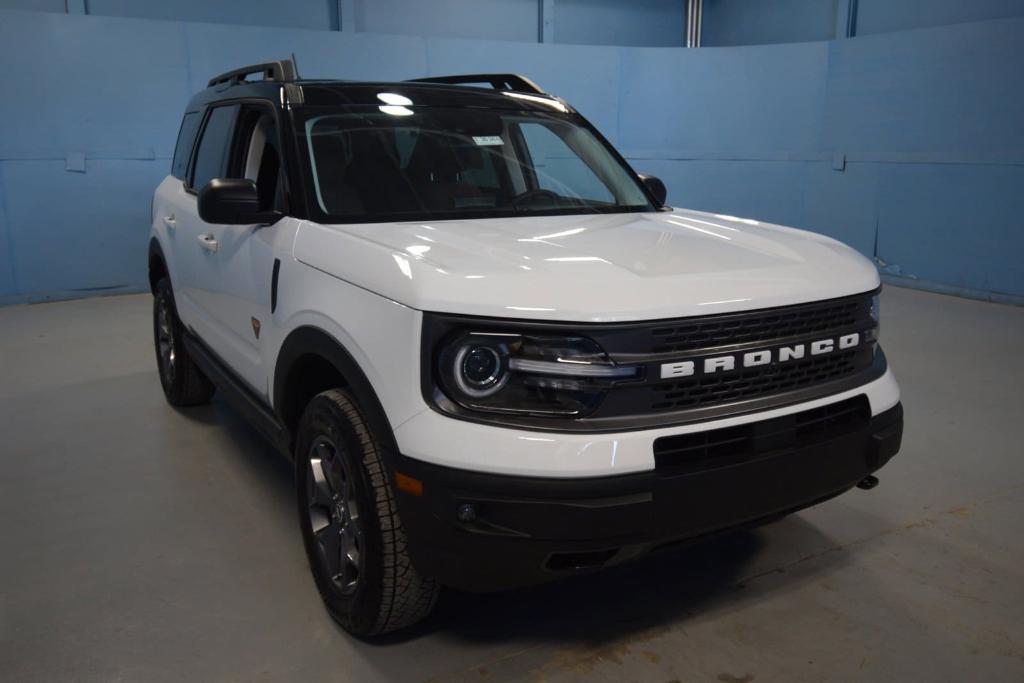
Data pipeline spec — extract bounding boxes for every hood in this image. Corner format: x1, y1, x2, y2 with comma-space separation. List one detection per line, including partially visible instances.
293, 209, 880, 322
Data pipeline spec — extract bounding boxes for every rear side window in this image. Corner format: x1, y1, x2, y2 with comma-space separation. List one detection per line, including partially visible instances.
171, 111, 201, 180
190, 105, 239, 190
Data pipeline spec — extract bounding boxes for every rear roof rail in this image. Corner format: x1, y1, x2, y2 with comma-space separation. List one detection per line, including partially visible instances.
406, 73, 545, 95
208, 60, 297, 88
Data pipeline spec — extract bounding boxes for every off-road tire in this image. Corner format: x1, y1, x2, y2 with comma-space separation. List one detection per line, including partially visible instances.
296, 388, 439, 636
153, 278, 215, 406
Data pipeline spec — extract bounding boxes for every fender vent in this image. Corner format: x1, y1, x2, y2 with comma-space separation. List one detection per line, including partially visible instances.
270, 258, 281, 313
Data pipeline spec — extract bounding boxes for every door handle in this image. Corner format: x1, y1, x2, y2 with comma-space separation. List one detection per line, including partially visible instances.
197, 234, 218, 253
162, 214, 176, 229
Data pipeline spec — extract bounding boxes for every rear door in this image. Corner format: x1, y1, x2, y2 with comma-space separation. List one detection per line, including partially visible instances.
154, 110, 202, 320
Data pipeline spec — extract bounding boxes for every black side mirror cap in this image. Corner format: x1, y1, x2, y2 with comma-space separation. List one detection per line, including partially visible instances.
638, 174, 667, 207
197, 178, 281, 225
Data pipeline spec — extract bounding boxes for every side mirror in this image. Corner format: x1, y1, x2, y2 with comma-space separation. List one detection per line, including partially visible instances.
197, 178, 280, 225
638, 174, 667, 207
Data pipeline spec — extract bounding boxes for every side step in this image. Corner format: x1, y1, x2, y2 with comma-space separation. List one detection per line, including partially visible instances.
183, 333, 292, 458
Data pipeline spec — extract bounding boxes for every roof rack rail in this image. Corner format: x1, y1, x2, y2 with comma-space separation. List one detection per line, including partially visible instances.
207, 60, 297, 88
406, 74, 545, 95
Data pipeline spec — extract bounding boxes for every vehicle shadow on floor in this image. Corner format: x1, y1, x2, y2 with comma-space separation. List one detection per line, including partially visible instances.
195, 394, 844, 659
373, 513, 842, 657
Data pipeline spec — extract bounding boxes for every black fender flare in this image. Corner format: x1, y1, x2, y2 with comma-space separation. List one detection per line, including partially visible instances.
147, 237, 168, 293
273, 326, 400, 459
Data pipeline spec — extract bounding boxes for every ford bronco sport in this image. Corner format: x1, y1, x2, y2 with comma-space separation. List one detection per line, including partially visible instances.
148, 60, 903, 636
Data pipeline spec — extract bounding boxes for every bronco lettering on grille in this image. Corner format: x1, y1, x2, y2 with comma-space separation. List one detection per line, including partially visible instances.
659, 333, 861, 379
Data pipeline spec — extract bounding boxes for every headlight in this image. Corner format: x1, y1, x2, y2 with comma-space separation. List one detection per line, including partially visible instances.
452, 340, 510, 398
867, 293, 881, 341
435, 331, 639, 418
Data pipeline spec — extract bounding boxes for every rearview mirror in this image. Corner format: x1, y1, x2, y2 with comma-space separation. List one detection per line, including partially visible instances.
197, 178, 281, 225
638, 174, 667, 207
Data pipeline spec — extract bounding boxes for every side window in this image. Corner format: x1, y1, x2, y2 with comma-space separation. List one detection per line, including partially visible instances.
518, 122, 613, 202
190, 105, 239, 191
171, 111, 201, 180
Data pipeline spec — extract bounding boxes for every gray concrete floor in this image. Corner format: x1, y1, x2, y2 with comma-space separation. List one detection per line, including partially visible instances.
0, 286, 1022, 682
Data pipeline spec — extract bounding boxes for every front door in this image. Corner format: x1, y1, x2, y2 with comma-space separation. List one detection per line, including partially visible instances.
191, 105, 285, 397
172, 103, 239, 345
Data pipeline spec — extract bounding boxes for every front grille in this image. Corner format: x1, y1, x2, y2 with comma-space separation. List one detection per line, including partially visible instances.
653, 396, 870, 475
586, 292, 879, 426
648, 297, 866, 355
422, 290, 882, 432
649, 346, 867, 412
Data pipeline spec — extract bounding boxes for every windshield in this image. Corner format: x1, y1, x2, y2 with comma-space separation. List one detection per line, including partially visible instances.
295, 107, 654, 223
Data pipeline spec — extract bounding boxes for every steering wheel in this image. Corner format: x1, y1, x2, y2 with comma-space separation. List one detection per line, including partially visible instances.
511, 189, 561, 207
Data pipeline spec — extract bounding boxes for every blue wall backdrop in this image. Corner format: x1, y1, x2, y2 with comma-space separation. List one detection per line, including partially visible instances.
0, 0, 1021, 305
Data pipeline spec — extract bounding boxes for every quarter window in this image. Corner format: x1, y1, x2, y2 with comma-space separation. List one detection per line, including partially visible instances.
171, 111, 201, 180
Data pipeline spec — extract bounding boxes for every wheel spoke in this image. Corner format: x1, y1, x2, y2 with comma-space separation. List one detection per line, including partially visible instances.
341, 523, 360, 567
316, 519, 343, 577
309, 506, 331, 534
308, 458, 335, 507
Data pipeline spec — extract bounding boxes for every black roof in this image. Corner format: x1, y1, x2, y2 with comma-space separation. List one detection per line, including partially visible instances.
188, 60, 572, 114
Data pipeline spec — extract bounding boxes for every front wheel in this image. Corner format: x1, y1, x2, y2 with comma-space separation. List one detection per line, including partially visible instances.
296, 389, 438, 636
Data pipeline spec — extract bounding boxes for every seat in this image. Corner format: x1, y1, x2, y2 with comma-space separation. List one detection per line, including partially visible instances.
244, 114, 282, 211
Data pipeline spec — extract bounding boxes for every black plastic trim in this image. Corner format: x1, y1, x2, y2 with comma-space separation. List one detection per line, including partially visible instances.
182, 332, 290, 457
273, 326, 400, 459
395, 402, 903, 592
270, 258, 281, 313
208, 60, 297, 88
407, 73, 546, 94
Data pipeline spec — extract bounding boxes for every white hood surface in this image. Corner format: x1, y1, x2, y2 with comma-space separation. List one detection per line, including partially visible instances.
293, 209, 880, 322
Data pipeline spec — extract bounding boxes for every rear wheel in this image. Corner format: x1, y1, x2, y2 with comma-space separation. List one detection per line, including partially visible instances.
153, 278, 215, 406
296, 389, 438, 636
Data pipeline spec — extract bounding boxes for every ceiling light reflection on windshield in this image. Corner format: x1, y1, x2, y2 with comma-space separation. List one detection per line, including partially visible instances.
379, 104, 414, 116
377, 92, 413, 106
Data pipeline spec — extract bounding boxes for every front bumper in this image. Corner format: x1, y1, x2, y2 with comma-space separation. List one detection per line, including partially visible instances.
393, 400, 903, 592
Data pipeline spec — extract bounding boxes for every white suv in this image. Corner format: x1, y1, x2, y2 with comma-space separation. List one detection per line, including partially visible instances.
149, 61, 903, 636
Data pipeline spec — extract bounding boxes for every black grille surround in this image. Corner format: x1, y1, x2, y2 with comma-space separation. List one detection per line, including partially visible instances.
421, 289, 884, 433
648, 295, 865, 355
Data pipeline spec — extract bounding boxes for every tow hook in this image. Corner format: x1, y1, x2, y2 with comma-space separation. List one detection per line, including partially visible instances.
857, 475, 880, 490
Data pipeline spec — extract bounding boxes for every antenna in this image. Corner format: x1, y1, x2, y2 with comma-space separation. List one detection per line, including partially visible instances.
290, 52, 301, 80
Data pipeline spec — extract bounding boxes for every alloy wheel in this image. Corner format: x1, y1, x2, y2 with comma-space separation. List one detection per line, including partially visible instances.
306, 436, 363, 595
156, 298, 176, 383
